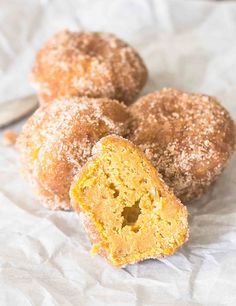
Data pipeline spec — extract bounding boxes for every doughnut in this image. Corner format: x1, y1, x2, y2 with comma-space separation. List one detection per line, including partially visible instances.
70, 135, 188, 267
129, 88, 236, 202
17, 97, 132, 210
31, 30, 148, 105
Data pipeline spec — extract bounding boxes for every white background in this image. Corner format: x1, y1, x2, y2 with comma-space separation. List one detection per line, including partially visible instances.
0, 0, 236, 305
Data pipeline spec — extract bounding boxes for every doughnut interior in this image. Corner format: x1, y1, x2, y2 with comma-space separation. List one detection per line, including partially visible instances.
70, 135, 188, 267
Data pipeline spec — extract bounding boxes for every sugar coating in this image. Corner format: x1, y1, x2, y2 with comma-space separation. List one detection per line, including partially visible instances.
31, 30, 148, 105
16, 97, 132, 210
129, 88, 236, 202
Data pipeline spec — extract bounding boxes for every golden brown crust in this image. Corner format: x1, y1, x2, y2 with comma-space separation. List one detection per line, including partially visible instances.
71, 135, 189, 267
17, 97, 132, 210
80, 213, 110, 260
31, 30, 148, 105
129, 88, 236, 202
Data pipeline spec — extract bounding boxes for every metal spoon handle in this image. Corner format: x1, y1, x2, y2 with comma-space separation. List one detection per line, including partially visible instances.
0, 95, 38, 128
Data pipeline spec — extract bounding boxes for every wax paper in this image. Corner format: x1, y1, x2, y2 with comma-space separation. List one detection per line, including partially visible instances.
0, 0, 236, 305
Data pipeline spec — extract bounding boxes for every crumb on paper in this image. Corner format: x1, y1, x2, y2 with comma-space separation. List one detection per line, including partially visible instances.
3, 130, 17, 146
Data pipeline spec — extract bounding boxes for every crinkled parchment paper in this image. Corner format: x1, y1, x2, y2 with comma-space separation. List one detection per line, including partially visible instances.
0, 0, 236, 305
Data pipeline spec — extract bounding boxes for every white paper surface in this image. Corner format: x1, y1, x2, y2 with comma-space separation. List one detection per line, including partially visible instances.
0, 0, 236, 305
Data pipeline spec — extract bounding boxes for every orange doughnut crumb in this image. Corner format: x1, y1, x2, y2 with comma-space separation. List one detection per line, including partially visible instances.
3, 130, 17, 146
70, 135, 188, 267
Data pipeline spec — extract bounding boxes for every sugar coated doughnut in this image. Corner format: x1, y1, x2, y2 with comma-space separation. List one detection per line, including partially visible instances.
17, 97, 132, 210
129, 88, 236, 202
31, 30, 148, 105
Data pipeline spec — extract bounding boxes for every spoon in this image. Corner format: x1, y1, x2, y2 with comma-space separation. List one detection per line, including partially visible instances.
0, 95, 38, 128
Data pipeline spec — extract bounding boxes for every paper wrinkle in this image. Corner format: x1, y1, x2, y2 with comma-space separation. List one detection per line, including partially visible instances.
1, 0, 236, 305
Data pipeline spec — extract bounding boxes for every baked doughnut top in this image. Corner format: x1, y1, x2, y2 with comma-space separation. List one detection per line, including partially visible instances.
17, 97, 132, 210
31, 30, 148, 105
129, 88, 236, 202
